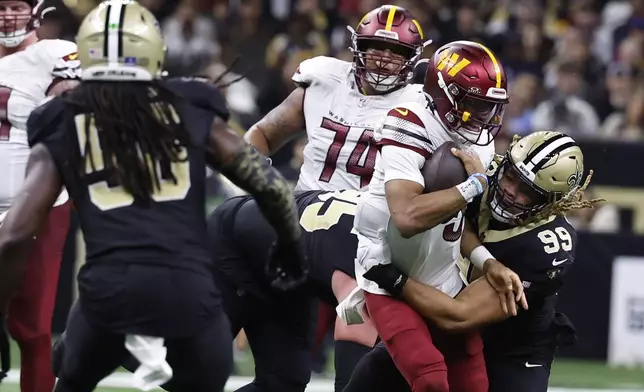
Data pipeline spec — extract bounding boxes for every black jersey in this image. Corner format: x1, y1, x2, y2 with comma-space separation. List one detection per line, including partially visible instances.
464, 192, 577, 361
27, 77, 228, 272
210, 189, 359, 305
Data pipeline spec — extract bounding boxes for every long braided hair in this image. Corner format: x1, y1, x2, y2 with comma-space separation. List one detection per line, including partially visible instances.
493, 135, 605, 225
63, 60, 244, 204
64, 81, 191, 203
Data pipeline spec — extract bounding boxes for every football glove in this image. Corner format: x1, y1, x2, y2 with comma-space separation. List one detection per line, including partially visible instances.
363, 263, 408, 298
265, 238, 309, 291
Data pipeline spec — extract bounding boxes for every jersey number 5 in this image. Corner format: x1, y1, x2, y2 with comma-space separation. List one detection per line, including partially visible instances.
74, 111, 191, 211
537, 227, 572, 254
319, 118, 378, 188
0, 86, 13, 141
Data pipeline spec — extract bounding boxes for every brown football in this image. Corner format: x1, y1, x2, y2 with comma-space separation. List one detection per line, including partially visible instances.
421, 141, 468, 193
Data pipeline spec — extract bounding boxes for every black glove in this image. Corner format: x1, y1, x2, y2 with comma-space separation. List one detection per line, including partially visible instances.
265, 238, 309, 291
363, 263, 408, 297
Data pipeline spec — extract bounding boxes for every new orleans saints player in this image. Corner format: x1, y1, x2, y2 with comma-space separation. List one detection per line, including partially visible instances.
348, 131, 602, 392
0, 0, 306, 390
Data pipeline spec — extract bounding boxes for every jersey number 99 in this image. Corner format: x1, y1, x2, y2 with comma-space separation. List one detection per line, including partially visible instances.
74, 109, 191, 211
537, 227, 572, 254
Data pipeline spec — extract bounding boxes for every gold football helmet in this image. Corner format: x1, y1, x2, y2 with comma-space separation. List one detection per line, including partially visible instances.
76, 0, 166, 81
488, 131, 584, 223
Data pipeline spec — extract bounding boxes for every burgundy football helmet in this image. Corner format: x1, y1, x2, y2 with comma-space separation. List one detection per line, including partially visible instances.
349, 5, 428, 94
0, 0, 50, 47
424, 41, 509, 146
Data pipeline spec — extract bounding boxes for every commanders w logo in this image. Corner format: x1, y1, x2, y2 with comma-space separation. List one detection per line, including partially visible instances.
436, 51, 471, 77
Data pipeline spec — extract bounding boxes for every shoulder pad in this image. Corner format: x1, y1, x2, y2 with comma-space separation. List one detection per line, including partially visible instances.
27, 95, 66, 147
164, 77, 229, 122
33, 40, 81, 80
522, 217, 577, 266
292, 56, 351, 88
398, 83, 426, 104
375, 101, 433, 157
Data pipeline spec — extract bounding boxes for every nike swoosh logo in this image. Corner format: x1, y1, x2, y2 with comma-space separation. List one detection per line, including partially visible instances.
394, 108, 408, 116
525, 362, 542, 368
66, 52, 78, 60
552, 258, 568, 266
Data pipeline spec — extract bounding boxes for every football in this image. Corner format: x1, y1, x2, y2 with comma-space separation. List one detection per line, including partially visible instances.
421, 141, 468, 193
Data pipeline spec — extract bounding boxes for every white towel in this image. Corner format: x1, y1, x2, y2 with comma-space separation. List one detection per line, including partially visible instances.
336, 286, 366, 325
125, 335, 173, 391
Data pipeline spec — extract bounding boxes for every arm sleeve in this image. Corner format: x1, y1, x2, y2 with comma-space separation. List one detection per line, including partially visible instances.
381, 145, 425, 186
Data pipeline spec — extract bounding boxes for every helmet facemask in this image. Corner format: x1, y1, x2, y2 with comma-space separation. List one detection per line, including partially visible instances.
0, 0, 47, 47
349, 26, 422, 94
436, 73, 507, 146
487, 158, 551, 225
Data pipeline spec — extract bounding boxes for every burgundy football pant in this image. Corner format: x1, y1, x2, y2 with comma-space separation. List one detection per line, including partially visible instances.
364, 292, 488, 392
7, 202, 71, 392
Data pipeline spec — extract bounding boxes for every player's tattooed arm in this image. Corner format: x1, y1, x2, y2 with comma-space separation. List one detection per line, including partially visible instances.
0, 144, 61, 308
244, 87, 306, 155
208, 118, 301, 242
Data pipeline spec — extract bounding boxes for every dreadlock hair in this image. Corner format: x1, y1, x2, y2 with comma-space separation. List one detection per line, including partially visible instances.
524, 169, 605, 224
64, 81, 192, 204
502, 135, 606, 225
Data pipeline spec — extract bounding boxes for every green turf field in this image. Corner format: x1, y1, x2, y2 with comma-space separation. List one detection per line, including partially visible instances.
2, 339, 642, 390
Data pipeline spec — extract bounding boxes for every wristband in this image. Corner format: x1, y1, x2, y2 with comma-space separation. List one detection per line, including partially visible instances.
470, 172, 488, 189
470, 245, 494, 270
456, 176, 482, 202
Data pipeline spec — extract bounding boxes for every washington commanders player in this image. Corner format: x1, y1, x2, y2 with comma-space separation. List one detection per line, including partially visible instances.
346, 131, 601, 392
246, 5, 429, 387
0, 0, 305, 390
0, 0, 80, 389
339, 40, 511, 392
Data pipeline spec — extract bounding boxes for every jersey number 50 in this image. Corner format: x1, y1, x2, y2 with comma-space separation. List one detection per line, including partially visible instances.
74, 109, 191, 211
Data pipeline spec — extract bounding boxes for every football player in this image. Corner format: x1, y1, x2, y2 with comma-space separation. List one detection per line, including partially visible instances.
246, 5, 430, 387
0, 0, 305, 390
349, 131, 601, 392
245, 5, 428, 191
0, 0, 81, 389
340, 40, 512, 392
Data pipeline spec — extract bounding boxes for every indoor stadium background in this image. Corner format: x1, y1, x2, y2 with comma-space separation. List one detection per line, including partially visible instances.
12, 0, 644, 390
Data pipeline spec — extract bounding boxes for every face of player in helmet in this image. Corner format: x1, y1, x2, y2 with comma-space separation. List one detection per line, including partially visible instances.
489, 163, 548, 224
0, 0, 32, 47
455, 95, 504, 137
357, 39, 415, 93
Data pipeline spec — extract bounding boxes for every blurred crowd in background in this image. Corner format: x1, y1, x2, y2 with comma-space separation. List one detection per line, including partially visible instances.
46, 0, 644, 159
39, 0, 638, 243
39, 0, 643, 373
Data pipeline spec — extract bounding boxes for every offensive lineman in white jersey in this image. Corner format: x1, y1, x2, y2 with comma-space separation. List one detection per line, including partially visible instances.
245, 6, 430, 388
245, 5, 429, 191
0, 0, 79, 390
339, 41, 520, 392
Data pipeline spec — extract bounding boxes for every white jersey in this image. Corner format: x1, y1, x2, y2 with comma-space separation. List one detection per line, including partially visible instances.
292, 56, 426, 191
353, 101, 495, 297
0, 39, 80, 212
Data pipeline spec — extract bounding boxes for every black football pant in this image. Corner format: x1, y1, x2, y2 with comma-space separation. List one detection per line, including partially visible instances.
53, 301, 233, 392
216, 272, 314, 392
343, 343, 553, 392
486, 357, 551, 392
